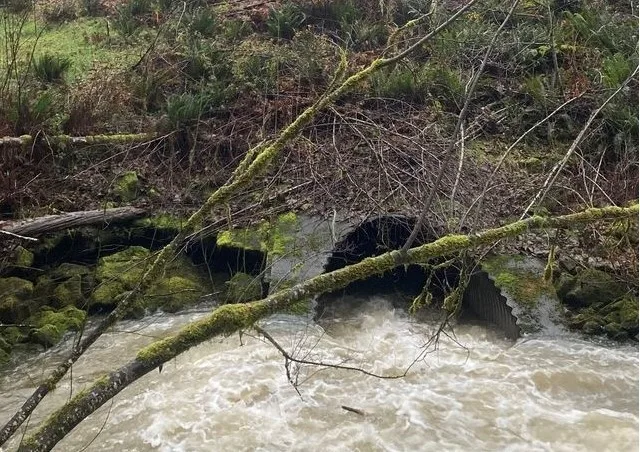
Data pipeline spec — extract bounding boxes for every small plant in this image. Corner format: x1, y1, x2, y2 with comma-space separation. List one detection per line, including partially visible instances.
165, 86, 231, 127
601, 53, 632, 88
223, 19, 252, 42
371, 66, 426, 103
266, 3, 305, 39
33, 53, 72, 83
342, 20, 388, 50
112, 0, 150, 37
190, 8, 217, 37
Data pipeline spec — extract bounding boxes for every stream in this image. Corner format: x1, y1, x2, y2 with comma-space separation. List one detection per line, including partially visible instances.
0, 296, 637, 451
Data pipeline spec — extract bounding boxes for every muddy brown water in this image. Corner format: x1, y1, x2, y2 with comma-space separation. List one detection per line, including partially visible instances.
0, 296, 637, 451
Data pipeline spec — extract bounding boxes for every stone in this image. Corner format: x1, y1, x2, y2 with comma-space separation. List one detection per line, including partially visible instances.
561, 268, 627, 308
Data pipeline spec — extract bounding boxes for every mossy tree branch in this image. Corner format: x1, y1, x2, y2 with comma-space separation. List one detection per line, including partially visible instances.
0, 133, 159, 148
16, 204, 638, 451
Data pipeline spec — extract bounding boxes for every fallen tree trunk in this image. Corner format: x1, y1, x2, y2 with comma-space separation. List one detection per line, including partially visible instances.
0, 207, 147, 238
0, 133, 158, 148
16, 204, 638, 452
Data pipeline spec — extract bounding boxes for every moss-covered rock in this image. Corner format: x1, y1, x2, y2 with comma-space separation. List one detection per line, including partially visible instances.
559, 268, 628, 308
27, 306, 86, 347
0, 277, 38, 323
224, 272, 263, 303
50, 263, 91, 279
89, 281, 127, 312
53, 274, 84, 308
604, 322, 628, 341
113, 171, 140, 202
11, 246, 34, 268
89, 246, 210, 315
602, 295, 638, 332
216, 212, 299, 256
582, 320, 603, 335
1, 326, 26, 345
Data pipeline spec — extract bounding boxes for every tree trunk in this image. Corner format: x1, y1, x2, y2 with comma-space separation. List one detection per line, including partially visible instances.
0, 133, 158, 148
0, 207, 147, 238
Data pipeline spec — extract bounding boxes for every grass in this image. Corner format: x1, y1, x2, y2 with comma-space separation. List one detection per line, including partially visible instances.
19, 17, 142, 81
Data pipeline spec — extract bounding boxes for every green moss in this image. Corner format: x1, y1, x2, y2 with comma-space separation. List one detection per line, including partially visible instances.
603, 295, 638, 331
90, 246, 209, 314
0, 349, 9, 364
561, 268, 628, 308
51, 263, 91, 279
53, 274, 84, 308
134, 214, 184, 231
27, 306, 86, 347
481, 255, 554, 307
1, 326, 26, 345
224, 272, 263, 303
0, 278, 37, 323
95, 246, 150, 286
216, 229, 264, 251
0, 277, 34, 297
113, 171, 140, 202
216, 212, 300, 256
11, 246, 34, 267
145, 276, 205, 313
89, 281, 126, 311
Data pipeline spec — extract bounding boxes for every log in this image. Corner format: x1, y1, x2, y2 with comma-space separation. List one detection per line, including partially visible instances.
0, 133, 158, 148
0, 207, 147, 238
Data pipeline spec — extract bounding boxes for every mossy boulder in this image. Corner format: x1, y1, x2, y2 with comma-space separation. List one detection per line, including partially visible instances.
89, 246, 209, 315
1, 326, 26, 345
602, 295, 638, 332
11, 246, 34, 268
0, 277, 38, 323
27, 306, 86, 347
51, 263, 91, 279
53, 275, 84, 308
113, 171, 140, 202
224, 272, 263, 303
557, 268, 628, 308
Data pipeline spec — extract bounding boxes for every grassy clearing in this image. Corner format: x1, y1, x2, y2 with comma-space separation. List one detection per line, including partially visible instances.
21, 17, 141, 81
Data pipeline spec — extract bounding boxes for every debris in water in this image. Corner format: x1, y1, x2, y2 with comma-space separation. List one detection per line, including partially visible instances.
341, 405, 365, 416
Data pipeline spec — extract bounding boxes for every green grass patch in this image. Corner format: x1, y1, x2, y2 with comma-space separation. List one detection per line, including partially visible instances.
18, 17, 142, 81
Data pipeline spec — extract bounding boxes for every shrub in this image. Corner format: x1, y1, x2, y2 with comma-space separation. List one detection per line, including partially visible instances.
342, 19, 388, 50
266, 3, 305, 39
165, 85, 232, 127
33, 53, 72, 83
223, 19, 252, 42
190, 7, 217, 37
371, 66, 426, 103
232, 40, 284, 93
81, 0, 102, 16
40, 0, 78, 23
112, 0, 150, 37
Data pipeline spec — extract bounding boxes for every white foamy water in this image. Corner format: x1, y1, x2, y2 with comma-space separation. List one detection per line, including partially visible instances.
1, 296, 638, 451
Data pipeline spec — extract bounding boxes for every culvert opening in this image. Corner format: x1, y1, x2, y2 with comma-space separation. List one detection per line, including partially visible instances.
315, 215, 460, 319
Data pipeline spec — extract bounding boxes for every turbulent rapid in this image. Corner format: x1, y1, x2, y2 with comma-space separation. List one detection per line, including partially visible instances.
1, 296, 637, 451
